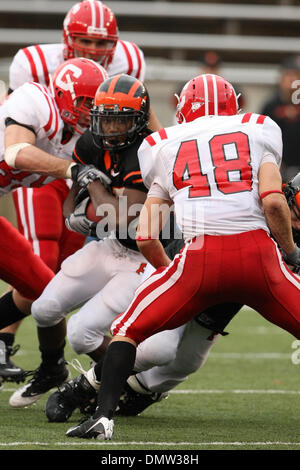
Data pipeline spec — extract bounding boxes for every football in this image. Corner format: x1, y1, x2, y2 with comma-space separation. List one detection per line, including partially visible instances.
86, 199, 102, 222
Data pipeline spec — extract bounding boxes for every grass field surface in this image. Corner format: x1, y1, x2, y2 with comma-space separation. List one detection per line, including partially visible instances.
0, 279, 299, 453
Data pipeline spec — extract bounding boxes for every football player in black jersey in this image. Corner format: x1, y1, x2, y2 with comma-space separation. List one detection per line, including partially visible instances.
9, 74, 161, 410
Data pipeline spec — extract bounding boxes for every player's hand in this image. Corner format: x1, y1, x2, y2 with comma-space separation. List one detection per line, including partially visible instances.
283, 245, 300, 270
65, 197, 96, 237
71, 163, 111, 189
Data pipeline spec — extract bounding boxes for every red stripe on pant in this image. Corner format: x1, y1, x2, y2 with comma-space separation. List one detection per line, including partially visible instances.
111, 230, 300, 344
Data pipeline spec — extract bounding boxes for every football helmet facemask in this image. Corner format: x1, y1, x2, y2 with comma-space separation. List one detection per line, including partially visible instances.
176, 74, 239, 124
283, 172, 300, 221
50, 58, 108, 134
90, 74, 150, 150
63, 1, 118, 67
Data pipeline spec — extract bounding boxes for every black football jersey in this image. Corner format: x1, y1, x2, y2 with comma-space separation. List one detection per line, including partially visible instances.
72, 129, 150, 250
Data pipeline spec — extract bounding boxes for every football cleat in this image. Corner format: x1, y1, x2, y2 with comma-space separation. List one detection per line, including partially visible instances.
0, 341, 27, 383
9, 359, 71, 408
45, 373, 97, 422
115, 381, 169, 416
66, 415, 114, 440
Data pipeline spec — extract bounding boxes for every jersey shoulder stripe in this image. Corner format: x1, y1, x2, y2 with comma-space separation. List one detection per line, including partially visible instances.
34, 45, 50, 86
131, 42, 142, 79
241, 112, 252, 123
119, 40, 133, 76
145, 128, 168, 147
22, 47, 38, 82
241, 112, 267, 125
256, 114, 267, 124
30, 82, 59, 140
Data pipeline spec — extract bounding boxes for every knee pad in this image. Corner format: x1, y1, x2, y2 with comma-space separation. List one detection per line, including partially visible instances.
31, 296, 65, 328
67, 313, 104, 355
135, 331, 178, 371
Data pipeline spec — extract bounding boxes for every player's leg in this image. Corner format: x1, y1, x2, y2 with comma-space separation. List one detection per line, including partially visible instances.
9, 238, 115, 407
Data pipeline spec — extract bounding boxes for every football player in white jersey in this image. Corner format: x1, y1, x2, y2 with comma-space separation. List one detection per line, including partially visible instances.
1, 0, 162, 379
65, 74, 300, 440
44, 173, 300, 423
0, 57, 108, 385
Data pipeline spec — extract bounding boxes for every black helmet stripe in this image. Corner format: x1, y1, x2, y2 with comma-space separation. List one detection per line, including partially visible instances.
113, 75, 137, 94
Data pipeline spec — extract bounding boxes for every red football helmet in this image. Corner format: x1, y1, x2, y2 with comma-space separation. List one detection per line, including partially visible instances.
176, 74, 239, 124
63, 1, 119, 67
50, 57, 108, 134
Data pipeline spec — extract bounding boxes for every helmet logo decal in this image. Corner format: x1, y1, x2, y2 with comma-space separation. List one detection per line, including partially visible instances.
55, 64, 82, 100
87, 26, 108, 36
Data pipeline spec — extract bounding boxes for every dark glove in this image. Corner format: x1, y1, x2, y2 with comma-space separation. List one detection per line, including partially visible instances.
71, 163, 111, 189
65, 197, 97, 237
283, 245, 300, 270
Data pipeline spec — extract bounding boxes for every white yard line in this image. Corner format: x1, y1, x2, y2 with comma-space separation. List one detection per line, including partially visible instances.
0, 441, 300, 447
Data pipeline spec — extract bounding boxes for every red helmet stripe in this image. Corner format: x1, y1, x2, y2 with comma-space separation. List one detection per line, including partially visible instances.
120, 41, 133, 76
23, 48, 38, 83
35, 45, 50, 87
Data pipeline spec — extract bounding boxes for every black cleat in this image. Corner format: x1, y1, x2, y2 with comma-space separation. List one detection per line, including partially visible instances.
0, 340, 26, 383
45, 373, 97, 422
66, 415, 114, 440
116, 381, 169, 416
9, 358, 71, 408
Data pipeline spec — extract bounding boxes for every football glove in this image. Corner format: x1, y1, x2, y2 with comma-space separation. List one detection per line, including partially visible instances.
65, 197, 97, 237
71, 163, 111, 189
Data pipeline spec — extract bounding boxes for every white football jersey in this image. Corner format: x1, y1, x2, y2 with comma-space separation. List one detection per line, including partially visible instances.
9, 41, 145, 91
138, 113, 283, 238
0, 82, 78, 196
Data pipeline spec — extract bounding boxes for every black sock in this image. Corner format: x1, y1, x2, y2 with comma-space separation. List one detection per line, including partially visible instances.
0, 292, 28, 329
95, 341, 136, 420
0, 332, 15, 347
39, 342, 65, 369
93, 357, 104, 382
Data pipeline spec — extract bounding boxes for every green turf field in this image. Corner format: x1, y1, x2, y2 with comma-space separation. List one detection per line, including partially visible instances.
0, 279, 299, 451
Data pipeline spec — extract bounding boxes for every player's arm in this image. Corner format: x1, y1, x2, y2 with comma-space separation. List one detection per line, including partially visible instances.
63, 183, 81, 218
136, 196, 173, 269
259, 162, 296, 255
148, 106, 162, 132
87, 180, 147, 229
4, 124, 73, 179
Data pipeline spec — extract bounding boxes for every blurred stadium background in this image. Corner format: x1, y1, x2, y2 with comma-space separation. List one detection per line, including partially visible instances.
1, 0, 300, 220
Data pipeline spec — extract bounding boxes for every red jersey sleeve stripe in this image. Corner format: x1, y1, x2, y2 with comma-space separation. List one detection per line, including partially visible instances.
145, 135, 156, 146
256, 114, 267, 124
131, 43, 142, 79
241, 113, 252, 123
23, 48, 38, 83
158, 128, 168, 140
120, 41, 133, 76
35, 45, 49, 86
